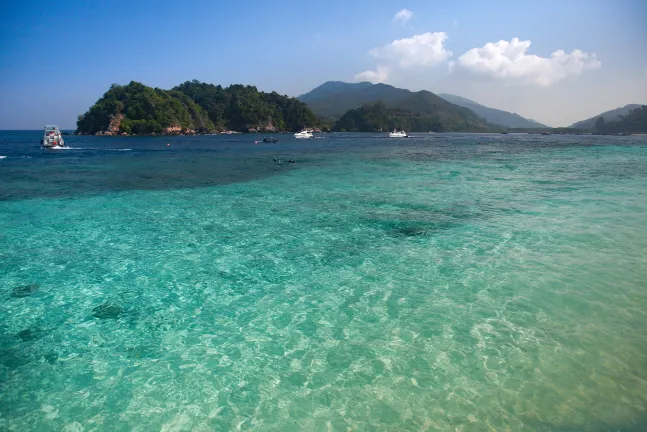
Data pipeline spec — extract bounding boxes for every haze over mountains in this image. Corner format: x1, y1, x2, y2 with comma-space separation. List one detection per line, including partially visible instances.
299, 82, 545, 129
437, 94, 547, 129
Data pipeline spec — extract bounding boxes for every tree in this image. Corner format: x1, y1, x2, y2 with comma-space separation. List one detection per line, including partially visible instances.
76, 81, 214, 135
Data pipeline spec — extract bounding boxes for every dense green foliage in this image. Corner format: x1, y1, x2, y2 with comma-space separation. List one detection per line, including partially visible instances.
597, 105, 647, 134
76, 82, 213, 135
570, 104, 642, 129
332, 101, 495, 133
77, 80, 322, 135
173, 80, 319, 132
438, 93, 547, 128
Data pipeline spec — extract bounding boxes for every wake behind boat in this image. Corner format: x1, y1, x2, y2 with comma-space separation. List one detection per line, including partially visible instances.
294, 129, 314, 139
388, 129, 408, 138
41, 125, 65, 148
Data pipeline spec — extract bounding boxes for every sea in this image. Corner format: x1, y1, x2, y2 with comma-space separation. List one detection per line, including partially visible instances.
1, 131, 646, 431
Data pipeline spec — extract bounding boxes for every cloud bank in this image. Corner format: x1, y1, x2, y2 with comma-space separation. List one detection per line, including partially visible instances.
355, 32, 452, 83
355, 31, 600, 87
457, 38, 601, 86
393, 9, 413, 25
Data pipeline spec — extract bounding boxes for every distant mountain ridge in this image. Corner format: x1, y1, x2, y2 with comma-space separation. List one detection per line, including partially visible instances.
298, 81, 498, 132
437, 93, 547, 128
299, 81, 418, 119
298, 81, 543, 129
570, 104, 642, 129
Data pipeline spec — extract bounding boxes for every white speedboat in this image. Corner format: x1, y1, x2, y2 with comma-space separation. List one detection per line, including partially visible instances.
388, 129, 408, 138
294, 129, 314, 139
42, 125, 65, 148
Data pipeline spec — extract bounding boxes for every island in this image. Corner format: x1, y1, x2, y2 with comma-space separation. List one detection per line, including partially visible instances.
75, 80, 326, 136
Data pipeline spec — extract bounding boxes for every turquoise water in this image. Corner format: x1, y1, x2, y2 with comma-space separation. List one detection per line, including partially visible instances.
1, 132, 647, 431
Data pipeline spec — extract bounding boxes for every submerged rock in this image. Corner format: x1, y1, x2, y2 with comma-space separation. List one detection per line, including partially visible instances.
17, 328, 39, 341
10, 283, 39, 298
44, 351, 59, 364
0, 348, 29, 369
92, 303, 124, 319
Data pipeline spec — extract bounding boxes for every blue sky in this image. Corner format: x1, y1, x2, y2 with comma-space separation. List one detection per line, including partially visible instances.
1, 0, 646, 128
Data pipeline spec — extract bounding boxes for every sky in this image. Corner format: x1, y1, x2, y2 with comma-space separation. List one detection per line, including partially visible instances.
1, 0, 646, 128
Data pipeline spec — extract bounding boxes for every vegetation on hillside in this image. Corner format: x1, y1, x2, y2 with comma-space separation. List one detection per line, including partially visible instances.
570, 104, 642, 129
596, 105, 647, 134
173, 80, 322, 132
76, 80, 322, 135
332, 101, 496, 133
76, 82, 213, 135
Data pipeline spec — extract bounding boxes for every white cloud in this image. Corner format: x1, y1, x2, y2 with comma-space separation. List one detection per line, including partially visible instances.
370, 32, 452, 69
354, 32, 452, 83
355, 65, 389, 83
457, 38, 601, 86
393, 9, 413, 24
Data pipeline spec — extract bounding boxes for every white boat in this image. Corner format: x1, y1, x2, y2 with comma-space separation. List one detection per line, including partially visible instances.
388, 129, 408, 138
42, 125, 65, 148
294, 129, 314, 139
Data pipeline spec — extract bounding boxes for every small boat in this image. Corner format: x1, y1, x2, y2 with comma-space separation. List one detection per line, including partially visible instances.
388, 129, 408, 138
263, 137, 278, 143
294, 130, 314, 139
41, 125, 65, 148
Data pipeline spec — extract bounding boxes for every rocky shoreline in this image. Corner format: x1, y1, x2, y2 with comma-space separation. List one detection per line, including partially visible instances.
76, 128, 324, 136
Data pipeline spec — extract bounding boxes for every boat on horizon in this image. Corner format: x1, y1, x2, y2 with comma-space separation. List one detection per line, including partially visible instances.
388, 129, 408, 138
41, 125, 65, 148
294, 129, 314, 139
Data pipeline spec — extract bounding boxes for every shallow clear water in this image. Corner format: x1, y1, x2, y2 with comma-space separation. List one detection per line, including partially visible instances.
1, 132, 647, 431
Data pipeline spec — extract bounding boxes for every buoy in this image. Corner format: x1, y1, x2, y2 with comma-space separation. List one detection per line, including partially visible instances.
166, 143, 170, 146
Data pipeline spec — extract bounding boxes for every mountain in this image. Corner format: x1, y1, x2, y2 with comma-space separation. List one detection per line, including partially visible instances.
299, 81, 496, 131
570, 104, 642, 129
438, 93, 547, 128
595, 105, 647, 134
298, 81, 374, 104
299, 81, 415, 119
77, 80, 321, 135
